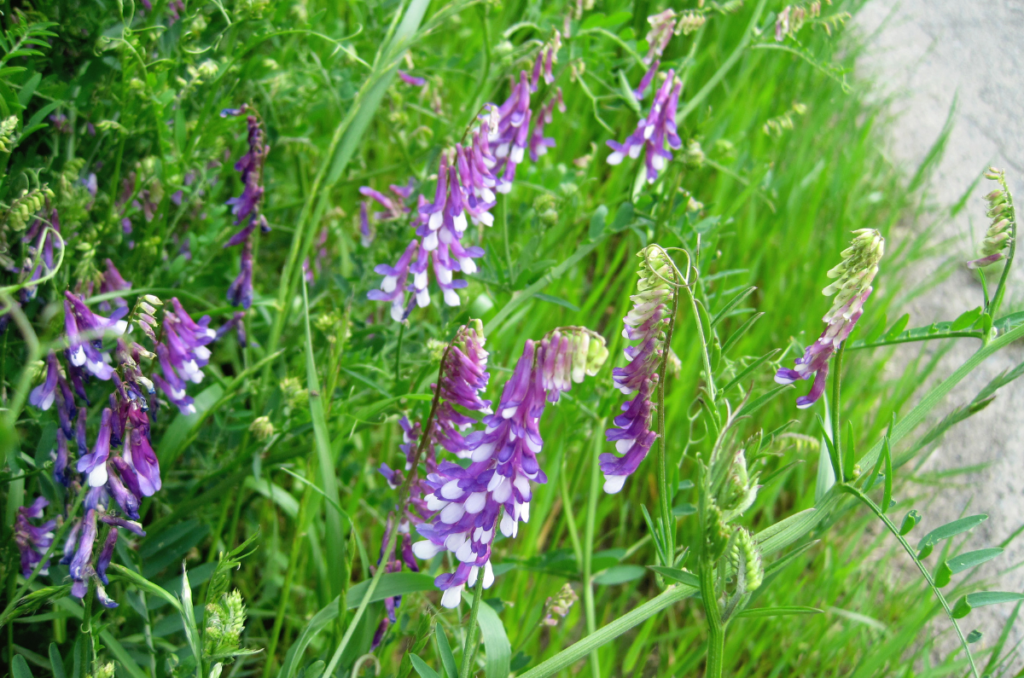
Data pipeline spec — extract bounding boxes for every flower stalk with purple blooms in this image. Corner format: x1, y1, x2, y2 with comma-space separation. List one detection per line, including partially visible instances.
222, 105, 270, 310
775, 229, 884, 412
606, 70, 682, 183
17, 272, 216, 607
412, 325, 607, 608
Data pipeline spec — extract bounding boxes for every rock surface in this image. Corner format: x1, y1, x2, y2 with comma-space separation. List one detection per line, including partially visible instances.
855, 0, 1024, 658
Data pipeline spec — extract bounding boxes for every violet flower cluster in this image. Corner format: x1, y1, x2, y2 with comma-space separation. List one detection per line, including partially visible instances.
359, 179, 415, 248
601, 246, 676, 494
775, 229, 885, 408
606, 11, 686, 183
16, 270, 218, 606
606, 69, 682, 184
410, 325, 607, 608
367, 37, 566, 321
222, 105, 270, 309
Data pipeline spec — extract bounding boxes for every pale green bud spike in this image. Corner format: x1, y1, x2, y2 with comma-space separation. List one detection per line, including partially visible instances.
822, 229, 885, 323
737, 528, 764, 591
969, 168, 1016, 269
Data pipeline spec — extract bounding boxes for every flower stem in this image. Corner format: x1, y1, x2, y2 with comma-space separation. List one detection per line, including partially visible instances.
699, 556, 726, 678
656, 275, 681, 566
830, 341, 846, 483
582, 422, 604, 678
459, 575, 486, 678
322, 343, 452, 678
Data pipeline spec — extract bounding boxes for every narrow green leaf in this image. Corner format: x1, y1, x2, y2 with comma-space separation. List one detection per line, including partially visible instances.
720, 312, 764, 356
917, 514, 988, 550
346, 572, 436, 609
303, 280, 347, 601
588, 205, 608, 241
593, 565, 647, 586
965, 591, 1024, 609
616, 70, 641, 113
12, 655, 34, 678
649, 566, 699, 588
410, 654, 442, 678
277, 597, 340, 678
179, 565, 203, 678
883, 313, 910, 340
98, 631, 147, 678
435, 625, 459, 678
947, 548, 1003, 575
735, 383, 792, 419
711, 286, 756, 327
882, 434, 893, 514
48, 644, 65, 678
721, 349, 780, 393
108, 564, 182, 612
951, 306, 983, 331
736, 606, 822, 619
470, 594, 512, 678
967, 629, 983, 643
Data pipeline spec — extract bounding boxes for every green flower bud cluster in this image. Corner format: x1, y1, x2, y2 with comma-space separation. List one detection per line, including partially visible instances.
822, 228, 885, 323
968, 167, 1015, 269
5, 185, 54, 231
720, 449, 760, 523
541, 583, 579, 627
549, 326, 609, 382
249, 415, 275, 440
0, 115, 19, 153
705, 503, 731, 560
635, 245, 677, 311
729, 528, 764, 591
280, 376, 308, 409
205, 590, 247, 660
683, 139, 705, 168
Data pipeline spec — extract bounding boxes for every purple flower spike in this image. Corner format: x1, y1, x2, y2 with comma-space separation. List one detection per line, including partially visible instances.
775, 229, 885, 409
77, 407, 113, 487
224, 109, 269, 307
125, 406, 161, 495
68, 508, 98, 593
64, 291, 128, 380
645, 10, 677, 64
633, 60, 660, 100
99, 259, 132, 311
529, 89, 564, 163
227, 236, 255, 309
601, 247, 675, 494
97, 527, 118, 585
29, 352, 60, 411
605, 71, 682, 184
398, 70, 427, 87
14, 496, 56, 577
368, 239, 420, 322
530, 31, 561, 92
54, 428, 71, 486
412, 327, 606, 608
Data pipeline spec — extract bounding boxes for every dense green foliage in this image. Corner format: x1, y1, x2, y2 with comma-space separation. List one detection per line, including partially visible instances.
2, 1, 1022, 678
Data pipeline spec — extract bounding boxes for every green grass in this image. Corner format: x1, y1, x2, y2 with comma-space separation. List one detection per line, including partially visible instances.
1, 0, 1020, 677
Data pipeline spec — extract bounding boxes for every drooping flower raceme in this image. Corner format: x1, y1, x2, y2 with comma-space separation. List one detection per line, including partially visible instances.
14, 496, 56, 577
601, 246, 676, 494
18, 276, 217, 607
412, 326, 607, 608
368, 58, 561, 321
374, 322, 490, 640
606, 71, 682, 183
775, 229, 885, 408
968, 167, 1016, 269
222, 106, 270, 309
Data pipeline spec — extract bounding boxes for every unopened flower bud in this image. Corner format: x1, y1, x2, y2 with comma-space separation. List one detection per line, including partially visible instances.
249, 416, 275, 440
